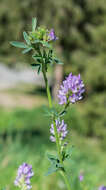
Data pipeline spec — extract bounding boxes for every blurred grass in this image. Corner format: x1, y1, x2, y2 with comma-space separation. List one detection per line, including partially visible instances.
0, 103, 105, 147
0, 106, 106, 190
0, 133, 106, 190
0, 84, 48, 108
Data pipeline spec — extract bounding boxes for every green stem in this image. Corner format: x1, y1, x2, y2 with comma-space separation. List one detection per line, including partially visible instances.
53, 121, 71, 190
61, 172, 71, 190
59, 101, 70, 117
42, 65, 52, 108
42, 65, 71, 190
53, 120, 62, 163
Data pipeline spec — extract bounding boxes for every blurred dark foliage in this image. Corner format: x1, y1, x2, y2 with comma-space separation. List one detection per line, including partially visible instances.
0, 0, 106, 145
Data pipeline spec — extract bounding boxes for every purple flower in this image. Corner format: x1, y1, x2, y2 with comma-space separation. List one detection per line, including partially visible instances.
50, 119, 68, 142
48, 29, 58, 41
58, 73, 85, 105
79, 175, 84, 181
99, 186, 106, 190
14, 163, 34, 190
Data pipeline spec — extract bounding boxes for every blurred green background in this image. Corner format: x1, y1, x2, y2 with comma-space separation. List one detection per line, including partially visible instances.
0, 0, 106, 189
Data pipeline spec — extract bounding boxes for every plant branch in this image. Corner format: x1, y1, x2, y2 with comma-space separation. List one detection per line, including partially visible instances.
42, 63, 71, 190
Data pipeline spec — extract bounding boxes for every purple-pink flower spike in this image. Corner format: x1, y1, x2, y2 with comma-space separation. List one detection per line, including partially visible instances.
50, 119, 68, 142
99, 186, 106, 190
48, 29, 58, 41
14, 163, 34, 190
58, 73, 85, 105
79, 175, 84, 181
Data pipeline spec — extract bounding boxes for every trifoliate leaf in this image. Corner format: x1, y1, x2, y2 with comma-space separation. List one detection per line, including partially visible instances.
45, 153, 65, 176
47, 153, 59, 164
66, 146, 74, 157
62, 146, 74, 161
31, 64, 42, 75
45, 165, 58, 176
32, 55, 42, 63
10, 41, 28, 48
43, 107, 59, 117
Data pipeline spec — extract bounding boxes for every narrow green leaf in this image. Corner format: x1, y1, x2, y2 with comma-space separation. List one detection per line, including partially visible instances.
10, 41, 28, 49
32, 39, 41, 44
63, 146, 74, 161
23, 31, 31, 45
31, 63, 40, 67
67, 146, 74, 156
48, 49, 53, 57
32, 56, 41, 60
32, 55, 42, 63
22, 47, 32, 54
32, 17, 37, 31
59, 110, 66, 117
37, 65, 41, 74
45, 166, 57, 176
47, 154, 58, 164
41, 41, 51, 48
57, 62, 63, 65
54, 58, 64, 65
47, 58, 53, 65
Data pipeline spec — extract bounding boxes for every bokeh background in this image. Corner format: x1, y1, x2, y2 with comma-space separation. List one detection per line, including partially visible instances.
0, 0, 106, 189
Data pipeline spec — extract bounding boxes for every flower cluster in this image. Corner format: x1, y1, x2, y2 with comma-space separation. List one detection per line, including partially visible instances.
14, 163, 34, 190
50, 119, 68, 142
99, 186, 106, 190
29, 27, 58, 43
48, 29, 58, 41
79, 175, 84, 181
58, 73, 85, 105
